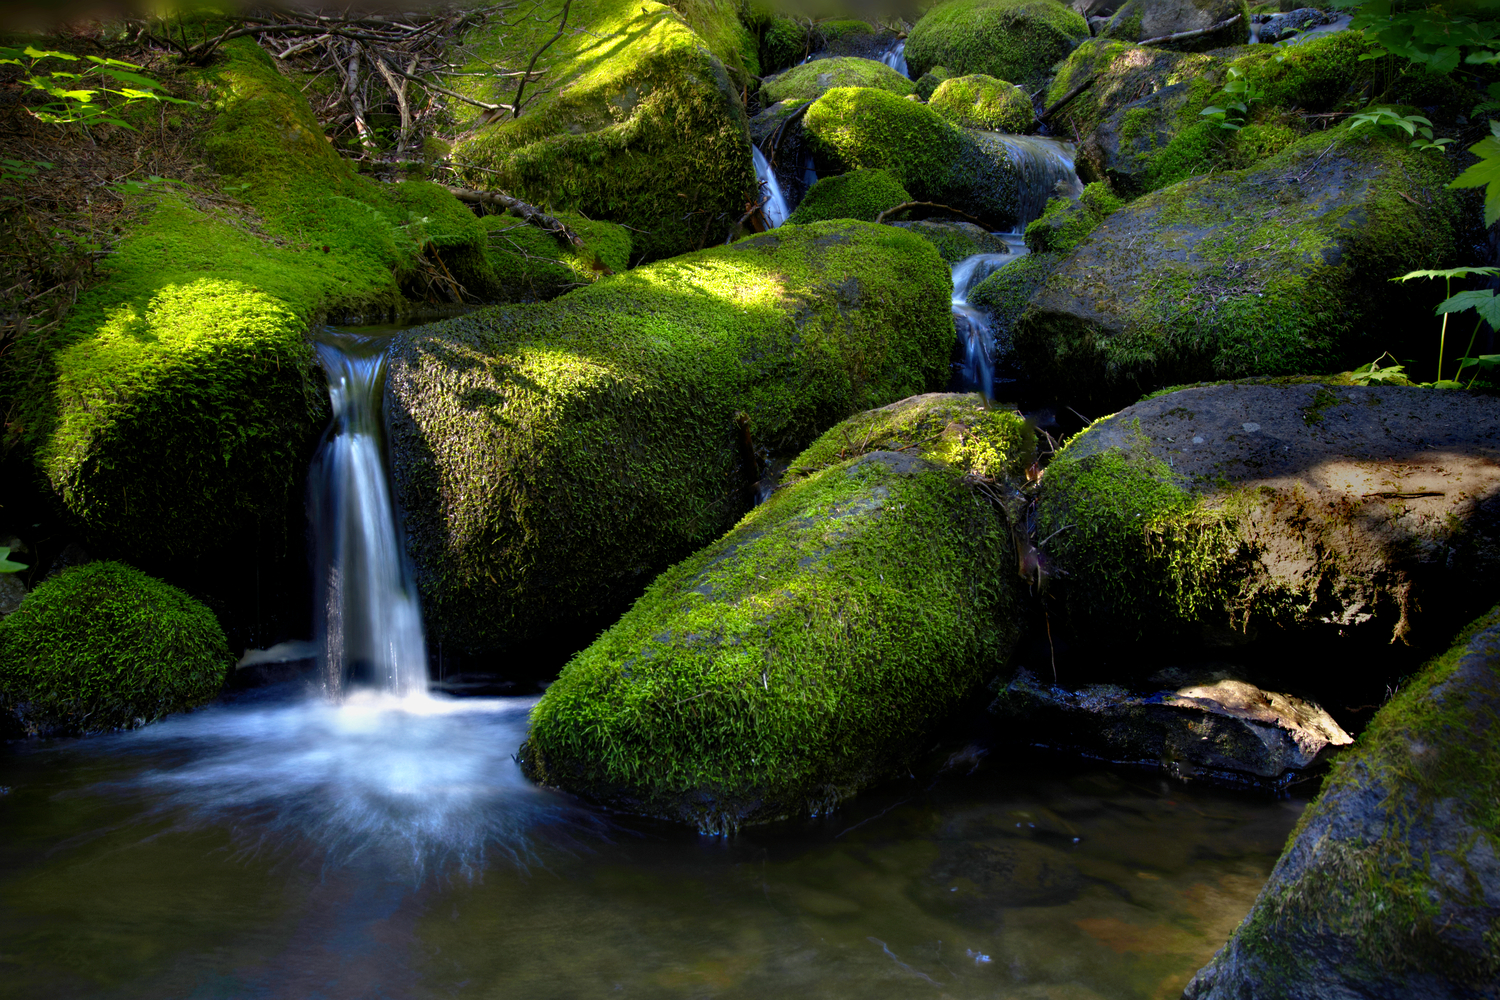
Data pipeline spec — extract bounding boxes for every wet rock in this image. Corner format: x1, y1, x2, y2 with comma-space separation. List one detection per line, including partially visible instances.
1015, 128, 1463, 409
0, 575, 26, 620
1032, 382, 1500, 647
388, 222, 953, 656
905, 0, 1090, 85
1257, 8, 1338, 44
519, 395, 1033, 832
991, 667, 1351, 786
1099, 0, 1250, 49
912, 836, 1083, 917
1186, 608, 1500, 999
888, 220, 1016, 263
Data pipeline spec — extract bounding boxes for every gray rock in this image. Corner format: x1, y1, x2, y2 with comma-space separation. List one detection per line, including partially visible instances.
1101, 0, 1250, 49
1257, 7, 1336, 44
991, 667, 1351, 786
1033, 381, 1500, 647
0, 575, 26, 619
1185, 609, 1500, 999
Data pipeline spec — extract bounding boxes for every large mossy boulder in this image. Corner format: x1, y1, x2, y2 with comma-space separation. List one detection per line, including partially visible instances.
520, 393, 1033, 832
928, 74, 1034, 132
448, 0, 755, 261
1100, 0, 1250, 49
1033, 382, 1500, 648
388, 222, 955, 655
1014, 127, 1462, 409
804, 87, 1020, 228
0, 561, 230, 736
785, 168, 912, 224
761, 56, 914, 104
905, 0, 1090, 84
1185, 608, 1500, 997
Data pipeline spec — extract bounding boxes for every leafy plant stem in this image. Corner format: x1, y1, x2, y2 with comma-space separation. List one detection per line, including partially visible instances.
1463, 316, 1486, 388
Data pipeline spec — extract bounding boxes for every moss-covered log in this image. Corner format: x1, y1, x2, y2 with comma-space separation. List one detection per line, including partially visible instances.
387, 221, 954, 655
0, 561, 230, 736
521, 393, 1032, 832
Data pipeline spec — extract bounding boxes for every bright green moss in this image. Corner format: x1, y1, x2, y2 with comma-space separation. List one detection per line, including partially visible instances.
787, 392, 1036, 481
914, 65, 954, 101
906, 0, 1089, 84
522, 445, 1019, 832
784, 168, 911, 224
804, 87, 1019, 228
761, 56, 915, 104
479, 210, 631, 300
448, 0, 755, 261
929, 74, 1034, 132
0, 561, 230, 736
666, 0, 761, 82
1022, 182, 1123, 254
388, 221, 956, 653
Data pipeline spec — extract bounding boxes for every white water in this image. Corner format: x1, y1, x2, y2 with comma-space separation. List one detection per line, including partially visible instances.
752, 145, 791, 228
880, 39, 909, 78
980, 133, 1084, 228
950, 239, 1028, 399
309, 330, 428, 697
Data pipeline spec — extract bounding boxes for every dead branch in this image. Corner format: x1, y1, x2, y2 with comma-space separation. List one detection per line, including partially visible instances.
511, 0, 572, 120
1138, 13, 1243, 47
445, 185, 610, 271
874, 201, 991, 227
1031, 75, 1094, 132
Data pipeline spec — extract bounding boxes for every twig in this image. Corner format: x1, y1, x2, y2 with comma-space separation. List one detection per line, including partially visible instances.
1030, 75, 1094, 132
512, 0, 571, 119
445, 185, 609, 271
1138, 13, 1243, 47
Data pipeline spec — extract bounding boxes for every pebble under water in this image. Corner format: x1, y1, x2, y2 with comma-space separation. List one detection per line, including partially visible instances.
0, 680, 1303, 1000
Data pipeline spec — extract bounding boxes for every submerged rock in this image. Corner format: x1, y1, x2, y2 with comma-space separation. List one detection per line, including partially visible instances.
1033, 382, 1500, 646
1099, 0, 1250, 49
905, 0, 1090, 84
0, 562, 229, 737
520, 393, 1033, 831
761, 56, 914, 104
928, 74, 1034, 133
1185, 608, 1500, 998
387, 222, 954, 655
1015, 127, 1463, 409
991, 668, 1351, 786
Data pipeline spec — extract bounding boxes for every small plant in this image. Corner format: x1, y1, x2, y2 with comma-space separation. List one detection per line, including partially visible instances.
1393, 266, 1500, 386
1348, 108, 1453, 153
0, 547, 27, 573
1450, 119, 1500, 227
1200, 67, 1260, 131
1349, 353, 1412, 385
0, 44, 191, 132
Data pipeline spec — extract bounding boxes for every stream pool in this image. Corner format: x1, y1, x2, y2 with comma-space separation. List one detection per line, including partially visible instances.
0, 681, 1303, 1000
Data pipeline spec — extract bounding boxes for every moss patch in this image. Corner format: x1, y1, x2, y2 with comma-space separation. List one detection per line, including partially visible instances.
0, 561, 230, 736
761, 56, 915, 104
785, 168, 911, 224
479, 210, 631, 301
906, 0, 1090, 85
1022, 182, 1124, 254
929, 74, 1034, 132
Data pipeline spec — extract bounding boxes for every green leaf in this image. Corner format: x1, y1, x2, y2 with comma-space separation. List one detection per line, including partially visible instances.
1429, 46, 1461, 74
23, 45, 77, 60
0, 547, 27, 573
1437, 289, 1500, 330
92, 66, 164, 90
1458, 353, 1500, 370
1395, 266, 1500, 282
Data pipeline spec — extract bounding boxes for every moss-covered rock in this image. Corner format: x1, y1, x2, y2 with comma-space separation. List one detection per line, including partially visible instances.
520, 394, 1032, 831
0, 561, 230, 736
1100, 0, 1251, 49
1022, 182, 1123, 254
905, 0, 1090, 85
665, 0, 761, 82
1185, 607, 1500, 998
929, 74, 1034, 132
803, 87, 1020, 228
1014, 126, 1463, 409
887, 220, 1018, 264
387, 221, 955, 655
479, 210, 632, 301
447, 0, 755, 261
759, 14, 809, 75
784, 168, 911, 224
1033, 383, 1500, 647
761, 55, 915, 104
967, 250, 1061, 378
913, 65, 954, 101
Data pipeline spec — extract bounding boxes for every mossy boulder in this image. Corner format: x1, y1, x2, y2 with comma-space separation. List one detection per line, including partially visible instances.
914, 65, 954, 101
520, 393, 1033, 831
905, 0, 1090, 85
759, 14, 810, 75
1014, 126, 1463, 410
1185, 607, 1500, 998
479, 210, 632, 301
666, 0, 762, 82
888, 220, 1019, 263
447, 0, 755, 261
387, 221, 955, 655
803, 87, 1020, 228
0, 561, 230, 737
1022, 182, 1123, 254
1100, 0, 1251, 49
967, 251, 1060, 382
785, 168, 911, 224
1033, 383, 1500, 648
761, 56, 915, 104
929, 74, 1034, 132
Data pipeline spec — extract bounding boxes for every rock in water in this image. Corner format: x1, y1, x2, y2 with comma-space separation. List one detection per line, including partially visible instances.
1015, 127, 1462, 409
1033, 382, 1500, 647
1185, 608, 1500, 998
786, 169, 912, 225
992, 668, 1351, 787
520, 394, 1033, 831
0, 562, 230, 736
905, 0, 1090, 84
387, 222, 954, 656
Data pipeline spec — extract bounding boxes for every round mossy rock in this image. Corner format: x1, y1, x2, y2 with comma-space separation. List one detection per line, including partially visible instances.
929, 75, 1034, 132
785, 168, 912, 224
0, 561, 230, 737
905, 0, 1089, 84
761, 55, 915, 104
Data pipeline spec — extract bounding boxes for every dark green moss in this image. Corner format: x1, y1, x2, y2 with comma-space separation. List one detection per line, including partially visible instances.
928, 74, 1034, 132
888, 220, 1019, 263
914, 65, 954, 102
1022, 182, 1123, 254
761, 56, 914, 104
0, 561, 230, 736
968, 250, 1060, 336
784, 168, 911, 224
759, 14, 808, 75
479, 210, 631, 300
905, 0, 1089, 85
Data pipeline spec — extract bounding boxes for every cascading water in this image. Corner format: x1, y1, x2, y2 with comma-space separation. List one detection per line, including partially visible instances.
981, 133, 1085, 228
752, 145, 791, 229
880, 39, 908, 78
309, 328, 428, 697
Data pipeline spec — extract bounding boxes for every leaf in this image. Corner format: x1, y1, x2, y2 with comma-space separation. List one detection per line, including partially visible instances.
1458, 354, 1500, 370
92, 67, 164, 90
23, 46, 77, 60
1429, 46, 1462, 74
1437, 289, 1500, 330
1394, 266, 1500, 283
0, 547, 27, 573
1200, 106, 1227, 117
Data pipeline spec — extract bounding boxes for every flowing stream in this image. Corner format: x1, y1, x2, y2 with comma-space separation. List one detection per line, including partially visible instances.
753, 145, 791, 228
880, 39, 908, 78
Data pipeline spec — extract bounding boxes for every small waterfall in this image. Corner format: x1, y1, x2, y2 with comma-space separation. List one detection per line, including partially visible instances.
950, 237, 1029, 399
980, 133, 1085, 228
753, 145, 791, 229
310, 329, 428, 697
880, 39, 908, 78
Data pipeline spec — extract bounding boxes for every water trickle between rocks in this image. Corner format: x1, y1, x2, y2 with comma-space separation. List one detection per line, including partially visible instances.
752, 145, 791, 228
880, 38, 909, 78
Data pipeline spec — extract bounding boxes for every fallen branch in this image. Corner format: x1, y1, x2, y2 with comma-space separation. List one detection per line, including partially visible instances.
445, 185, 611, 272
1030, 74, 1094, 132
511, 0, 571, 120
874, 201, 991, 227
764, 99, 814, 169
1138, 13, 1243, 47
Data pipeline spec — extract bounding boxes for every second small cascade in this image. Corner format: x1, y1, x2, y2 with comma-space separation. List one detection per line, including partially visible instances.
753, 146, 791, 229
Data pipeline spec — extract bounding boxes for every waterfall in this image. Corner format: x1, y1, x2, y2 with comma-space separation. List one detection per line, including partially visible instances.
309, 329, 429, 697
752, 146, 791, 229
979, 133, 1085, 228
949, 237, 1029, 399
880, 39, 908, 78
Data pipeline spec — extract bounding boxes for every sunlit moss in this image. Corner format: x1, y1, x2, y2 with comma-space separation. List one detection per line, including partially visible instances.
906, 0, 1089, 84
